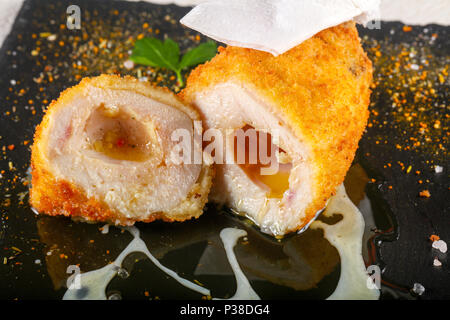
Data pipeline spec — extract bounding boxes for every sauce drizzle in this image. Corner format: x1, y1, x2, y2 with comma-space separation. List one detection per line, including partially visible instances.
63, 185, 379, 300
312, 185, 380, 300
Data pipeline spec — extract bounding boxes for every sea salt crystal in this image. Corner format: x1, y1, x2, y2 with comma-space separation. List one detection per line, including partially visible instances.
10, 79, 16, 85
412, 283, 425, 296
101, 224, 110, 234
123, 60, 134, 70
410, 64, 420, 70
34, 259, 41, 264
433, 258, 442, 267
432, 240, 447, 253
435, 165, 443, 173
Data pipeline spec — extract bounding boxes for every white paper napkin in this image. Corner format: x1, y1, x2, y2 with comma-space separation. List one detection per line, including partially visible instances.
180, 0, 380, 56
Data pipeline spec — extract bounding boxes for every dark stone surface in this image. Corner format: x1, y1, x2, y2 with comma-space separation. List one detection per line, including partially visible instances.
0, 0, 447, 299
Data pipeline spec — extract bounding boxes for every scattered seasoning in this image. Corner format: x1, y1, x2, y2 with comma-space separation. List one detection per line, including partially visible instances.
363, 28, 448, 165
62, 7, 210, 92
403, 26, 413, 32
419, 190, 431, 198
193, 279, 204, 287
429, 234, 440, 242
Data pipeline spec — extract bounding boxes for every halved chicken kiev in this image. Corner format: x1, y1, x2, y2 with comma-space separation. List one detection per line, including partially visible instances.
31, 75, 213, 225
181, 22, 372, 236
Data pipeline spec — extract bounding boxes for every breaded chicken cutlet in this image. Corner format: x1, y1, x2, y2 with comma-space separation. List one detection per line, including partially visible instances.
30, 75, 213, 225
181, 22, 372, 236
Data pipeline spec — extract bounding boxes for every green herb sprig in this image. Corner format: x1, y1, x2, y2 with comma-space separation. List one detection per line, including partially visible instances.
130, 37, 217, 87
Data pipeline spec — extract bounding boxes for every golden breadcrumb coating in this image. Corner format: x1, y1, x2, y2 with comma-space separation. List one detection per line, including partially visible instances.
30, 75, 213, 225
181, 22, 372, 232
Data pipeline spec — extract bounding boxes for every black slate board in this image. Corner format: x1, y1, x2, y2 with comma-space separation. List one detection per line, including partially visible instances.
0, 0, 448, 300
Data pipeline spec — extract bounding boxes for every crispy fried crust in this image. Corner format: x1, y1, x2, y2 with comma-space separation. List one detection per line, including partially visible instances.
30, 75, 213, 225
181, 22, 372, 232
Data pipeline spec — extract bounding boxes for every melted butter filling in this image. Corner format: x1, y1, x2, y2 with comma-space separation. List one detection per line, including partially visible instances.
86, 104, 152, 162
233, 125, 292, 198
